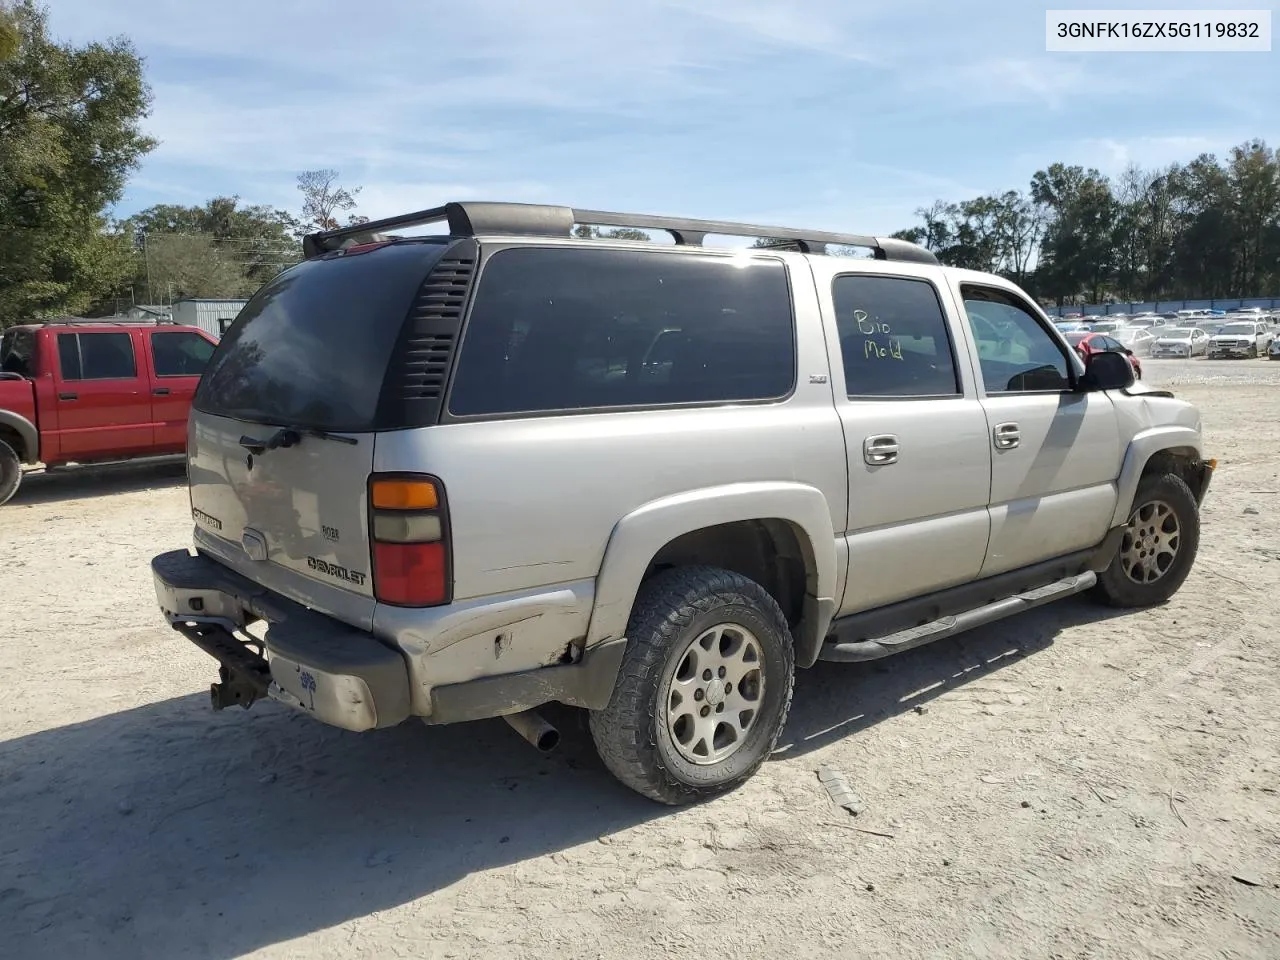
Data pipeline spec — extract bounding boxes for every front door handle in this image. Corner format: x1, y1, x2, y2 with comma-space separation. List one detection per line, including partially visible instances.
58, 392, 78, 401
993, 422, 1020, 449
863, 434, 900, 465
153, 387, 171, 396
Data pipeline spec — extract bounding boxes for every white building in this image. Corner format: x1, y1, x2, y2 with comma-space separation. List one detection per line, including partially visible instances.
170, 299, 250, 338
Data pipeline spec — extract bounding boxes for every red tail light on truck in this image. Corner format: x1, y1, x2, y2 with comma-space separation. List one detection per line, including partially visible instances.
368, 475, 450, 606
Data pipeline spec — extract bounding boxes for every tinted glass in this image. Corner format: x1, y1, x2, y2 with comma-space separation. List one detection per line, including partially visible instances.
58, 332, 137, 381
1220, 323, 1256, 334
962, 286, 1071, 393
0, 329, 34, 376
57, 333, 80, 380
152, 331, 216, 377
831, 275, 959, 397
449, 248, 795, 416
195, 242, 448, 430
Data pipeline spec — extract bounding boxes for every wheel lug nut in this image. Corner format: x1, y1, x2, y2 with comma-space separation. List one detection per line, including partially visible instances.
718, 667, 726, 678
716, 704, 725, 713
725, 682, 732, 693
702, 669, 713, 681
700, 705, 710, 717
694, 689, 704, 701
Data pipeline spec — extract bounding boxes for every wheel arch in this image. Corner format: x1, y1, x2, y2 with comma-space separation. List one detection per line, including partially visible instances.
0, 409, 38, 464
1111, 426, 1207, 527
584, 483, 839, 670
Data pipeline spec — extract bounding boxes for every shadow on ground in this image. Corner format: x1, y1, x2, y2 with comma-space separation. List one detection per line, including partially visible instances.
11, 459, 187, 506
0, 596, 1128, 959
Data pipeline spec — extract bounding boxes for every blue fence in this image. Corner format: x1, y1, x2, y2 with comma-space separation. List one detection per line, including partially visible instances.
1042, 296, 1280, 317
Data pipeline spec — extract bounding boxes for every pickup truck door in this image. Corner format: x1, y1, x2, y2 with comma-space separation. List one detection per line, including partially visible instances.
145, 329, 219, 453
814, 262, 993, 615
950, 283, 1122, 578
51, 330, 153, 462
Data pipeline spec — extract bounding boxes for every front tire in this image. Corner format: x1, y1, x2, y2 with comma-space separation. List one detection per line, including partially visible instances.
589, 566, 795, 805
0, 440, 22, 506
1093, 472, 1200, 608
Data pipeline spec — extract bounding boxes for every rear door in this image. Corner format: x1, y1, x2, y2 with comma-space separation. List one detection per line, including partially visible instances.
51, 330, 153, 461
187, 240, 453, 628
145, 329, 218, 453
812, 261, 993, 614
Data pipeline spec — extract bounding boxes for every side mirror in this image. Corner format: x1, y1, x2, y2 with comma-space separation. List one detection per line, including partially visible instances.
1079, 350, 1135, 391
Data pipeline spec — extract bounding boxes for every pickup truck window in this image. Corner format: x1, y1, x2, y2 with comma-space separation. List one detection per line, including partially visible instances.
961, 286, 1072, 393
832, 275, 960, 398
0, 329, 34, 376
152, 331, 216, 377
57, 332, 138, 381
449, 247, 795, 417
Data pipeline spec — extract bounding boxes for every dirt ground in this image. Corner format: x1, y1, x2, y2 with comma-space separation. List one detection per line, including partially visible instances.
2, 359, 1278, 960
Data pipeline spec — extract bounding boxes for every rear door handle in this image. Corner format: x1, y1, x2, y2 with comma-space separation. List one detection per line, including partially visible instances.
153, 387, 171, 396
58, 392, 78, 401
993, 422, 1020, 449
863, 434, 900, 465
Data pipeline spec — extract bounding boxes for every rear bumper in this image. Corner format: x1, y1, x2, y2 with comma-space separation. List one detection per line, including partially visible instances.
152, 549, 411, 732
151, 549, 626, 731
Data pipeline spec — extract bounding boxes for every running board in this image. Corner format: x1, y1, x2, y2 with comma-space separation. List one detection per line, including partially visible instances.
818, 571, 1097, 663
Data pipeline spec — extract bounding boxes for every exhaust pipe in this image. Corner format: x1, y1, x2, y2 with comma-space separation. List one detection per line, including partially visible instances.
503, 709, 560, 752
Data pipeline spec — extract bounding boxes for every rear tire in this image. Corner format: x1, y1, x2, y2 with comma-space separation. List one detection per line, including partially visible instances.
589, 566, 795, 805
1093, 472, 1199, 608
0, 440, 22, 506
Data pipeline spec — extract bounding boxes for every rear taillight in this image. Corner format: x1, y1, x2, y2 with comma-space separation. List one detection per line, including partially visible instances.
368, 475, 450, 606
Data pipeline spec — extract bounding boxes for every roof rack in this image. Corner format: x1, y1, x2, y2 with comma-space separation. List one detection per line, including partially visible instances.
302, 201, 939, 265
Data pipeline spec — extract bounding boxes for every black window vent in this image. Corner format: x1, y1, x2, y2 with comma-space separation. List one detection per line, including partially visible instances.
376, 238, 479, 428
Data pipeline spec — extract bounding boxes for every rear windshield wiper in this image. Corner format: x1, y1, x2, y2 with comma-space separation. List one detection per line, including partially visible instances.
238, 427, 358, 455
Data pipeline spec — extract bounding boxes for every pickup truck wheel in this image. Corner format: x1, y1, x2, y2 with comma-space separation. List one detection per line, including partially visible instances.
589, 566, 795, 805
0, 439, 22, 506
1093, 472, 1199, 608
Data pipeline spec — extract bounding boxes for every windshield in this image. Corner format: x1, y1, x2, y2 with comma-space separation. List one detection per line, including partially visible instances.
1219, 323, 1256, 334
1162, 329, 1193, 339
1063, 333, 1088, 345
195, 240, 449, 431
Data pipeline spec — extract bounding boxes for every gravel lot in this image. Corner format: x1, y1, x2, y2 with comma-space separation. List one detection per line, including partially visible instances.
2, 358, 1278, 960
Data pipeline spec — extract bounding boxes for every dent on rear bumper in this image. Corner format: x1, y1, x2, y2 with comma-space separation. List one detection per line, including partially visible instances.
151, 548, 604, 725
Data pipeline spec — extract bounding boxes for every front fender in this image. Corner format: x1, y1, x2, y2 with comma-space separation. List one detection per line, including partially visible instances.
584, 482, 839, 654
1111, 426, 1204, 527
0, 408, 38, 463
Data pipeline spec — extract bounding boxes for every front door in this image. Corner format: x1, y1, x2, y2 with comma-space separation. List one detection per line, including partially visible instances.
819, 267, 993, 615
953, 284, 1121, 577
52, 331, 152, 462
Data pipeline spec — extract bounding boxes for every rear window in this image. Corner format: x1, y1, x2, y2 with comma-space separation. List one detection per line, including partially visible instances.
447, 247, 795, 417
195, 242, 448, 431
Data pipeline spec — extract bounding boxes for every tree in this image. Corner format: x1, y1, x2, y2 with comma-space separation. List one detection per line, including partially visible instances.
0, 1, 155, 325
141, 234, 254, 301
296, 169, 366, 233
116, 196, 301, 304
890, 139, 1279, 304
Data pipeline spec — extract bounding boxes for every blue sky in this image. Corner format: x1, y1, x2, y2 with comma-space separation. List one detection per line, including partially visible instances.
50, 0, 1278, 236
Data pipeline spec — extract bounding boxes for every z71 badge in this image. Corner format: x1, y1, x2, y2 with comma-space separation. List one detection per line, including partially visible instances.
306, 556, 367, 587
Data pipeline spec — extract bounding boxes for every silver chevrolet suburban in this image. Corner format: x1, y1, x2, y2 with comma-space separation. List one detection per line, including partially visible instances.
151, 202, 1215, 805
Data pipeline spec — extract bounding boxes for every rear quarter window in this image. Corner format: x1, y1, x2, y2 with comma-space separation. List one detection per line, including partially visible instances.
448, 247, 796, 417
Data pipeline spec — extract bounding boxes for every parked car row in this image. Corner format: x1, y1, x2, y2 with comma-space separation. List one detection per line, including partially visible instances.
1052, 307, 1279, 362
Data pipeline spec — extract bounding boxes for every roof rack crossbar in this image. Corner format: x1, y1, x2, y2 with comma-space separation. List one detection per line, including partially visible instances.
302, 201, 939, 265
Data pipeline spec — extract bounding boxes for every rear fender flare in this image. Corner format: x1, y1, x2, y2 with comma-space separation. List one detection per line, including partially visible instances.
0, 409, 38, 464
584, 482, 839, 660
1111, 426, 1203, 526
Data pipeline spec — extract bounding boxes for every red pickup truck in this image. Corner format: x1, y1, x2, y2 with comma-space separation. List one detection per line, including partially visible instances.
0, 320, 219, 505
